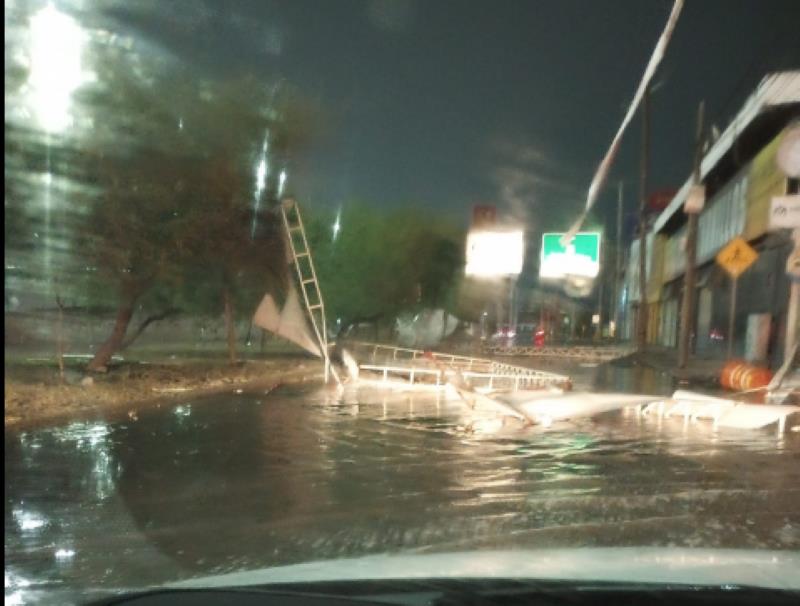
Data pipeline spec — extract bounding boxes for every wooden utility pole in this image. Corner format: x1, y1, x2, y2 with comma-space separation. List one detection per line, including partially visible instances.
596, 247, 604, 341
636, 86, 650, 351
678, 100, 705, 368
614, 181, 623, 339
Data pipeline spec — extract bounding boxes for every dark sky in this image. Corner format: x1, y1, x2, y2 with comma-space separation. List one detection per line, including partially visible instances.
108, 0, 800, 230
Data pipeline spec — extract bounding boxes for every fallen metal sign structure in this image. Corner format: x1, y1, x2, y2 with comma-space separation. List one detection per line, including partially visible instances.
252, 199, 344, 385
343, 343, 799, 433
345, 341, 572, 392
638, 390, 800, 433
482, 387, 799, 433
280, 199, 341, 385
482, 344, 634, 362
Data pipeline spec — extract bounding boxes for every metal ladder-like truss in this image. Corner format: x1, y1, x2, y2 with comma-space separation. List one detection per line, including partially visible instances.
280, 199, 341, 385
346, 341, 571, 392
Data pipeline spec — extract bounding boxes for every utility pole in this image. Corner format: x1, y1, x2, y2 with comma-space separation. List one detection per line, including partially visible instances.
596, 247, 604, 341
678, 101, 705, 368
614, 181, 623, 339
636, 86, 650, 351
508, 277, 516, 337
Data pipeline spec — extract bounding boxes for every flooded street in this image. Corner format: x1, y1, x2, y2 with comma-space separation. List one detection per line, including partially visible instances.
6, 0, 800, 601
5, 361, 800, 604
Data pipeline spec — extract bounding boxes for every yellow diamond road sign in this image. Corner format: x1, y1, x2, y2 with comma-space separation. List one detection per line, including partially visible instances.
716, 236, 758, 279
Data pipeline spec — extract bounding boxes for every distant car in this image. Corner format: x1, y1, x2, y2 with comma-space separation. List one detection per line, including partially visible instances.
492, 326, 516, 340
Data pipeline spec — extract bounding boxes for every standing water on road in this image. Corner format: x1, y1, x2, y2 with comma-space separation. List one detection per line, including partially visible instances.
5, 363, 800, 604
7, 0, 800, 602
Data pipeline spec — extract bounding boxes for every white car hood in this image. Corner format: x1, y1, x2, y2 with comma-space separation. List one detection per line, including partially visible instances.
171, 548, 800, 591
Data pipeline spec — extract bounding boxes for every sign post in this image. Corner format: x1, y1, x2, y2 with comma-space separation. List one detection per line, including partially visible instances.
716, 237, 759, 358
785, 228, 800, 363
727, 277, 739, 360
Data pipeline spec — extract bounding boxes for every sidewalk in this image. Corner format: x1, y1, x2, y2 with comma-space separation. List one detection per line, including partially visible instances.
623, 347, 725, 388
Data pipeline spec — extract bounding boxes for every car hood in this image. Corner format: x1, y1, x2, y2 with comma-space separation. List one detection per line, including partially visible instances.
170, 548, 800, 591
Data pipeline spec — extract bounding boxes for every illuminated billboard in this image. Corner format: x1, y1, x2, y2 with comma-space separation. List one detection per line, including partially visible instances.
540, 232, 601, 279
465, 230, 524, 277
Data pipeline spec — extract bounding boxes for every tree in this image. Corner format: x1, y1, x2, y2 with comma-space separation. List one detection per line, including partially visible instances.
306, 203, 465, 340
79, 151, 202, 370
179, 160, 285, 364
166, 76, 310, 364
71, 43, 303, 369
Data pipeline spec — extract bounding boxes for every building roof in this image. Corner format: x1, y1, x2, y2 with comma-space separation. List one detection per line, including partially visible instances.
652, 71, 800, 235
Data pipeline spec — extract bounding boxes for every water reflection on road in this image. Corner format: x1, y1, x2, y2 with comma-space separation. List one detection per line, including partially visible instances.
5, 362, 800, 604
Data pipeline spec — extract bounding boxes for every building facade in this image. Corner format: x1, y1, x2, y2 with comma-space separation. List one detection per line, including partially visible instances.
622, 72, 800, 367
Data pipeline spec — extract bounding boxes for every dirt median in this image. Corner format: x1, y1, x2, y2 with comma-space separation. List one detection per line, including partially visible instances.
4, 356, 326, 430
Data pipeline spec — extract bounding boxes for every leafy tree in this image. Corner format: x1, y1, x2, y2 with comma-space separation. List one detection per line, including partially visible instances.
71, 43, 306, 369
306, 203, 465, 340
178, 159, 285, 364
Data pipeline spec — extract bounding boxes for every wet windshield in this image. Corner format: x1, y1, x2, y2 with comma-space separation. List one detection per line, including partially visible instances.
5, 1, 800, 604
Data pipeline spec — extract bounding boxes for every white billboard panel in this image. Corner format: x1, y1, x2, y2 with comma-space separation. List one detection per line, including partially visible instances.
465, 230, 524, 277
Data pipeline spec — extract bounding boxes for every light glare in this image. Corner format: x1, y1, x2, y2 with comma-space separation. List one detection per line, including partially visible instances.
27, 4, 90, 133
278, 169, 287, 197
255, 157, 267, 196
332, 210, 342, 241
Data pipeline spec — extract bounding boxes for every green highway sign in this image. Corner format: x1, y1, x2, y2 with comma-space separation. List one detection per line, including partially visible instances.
540, 232, 601, 279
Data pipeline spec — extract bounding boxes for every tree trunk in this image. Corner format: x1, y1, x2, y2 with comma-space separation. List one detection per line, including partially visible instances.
224, 286, 237, 364
87, 294, 136, 372
119, 308, 179, 351
56, 295, 65, 380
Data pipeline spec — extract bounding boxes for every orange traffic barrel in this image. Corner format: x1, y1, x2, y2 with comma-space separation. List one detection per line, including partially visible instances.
719, 360, 772, 392
740, 365, 772, 391
720, 360, 745, 390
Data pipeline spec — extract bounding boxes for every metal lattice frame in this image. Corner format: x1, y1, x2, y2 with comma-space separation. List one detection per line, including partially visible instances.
346, 341, 570, 391
280, 199, 341, 385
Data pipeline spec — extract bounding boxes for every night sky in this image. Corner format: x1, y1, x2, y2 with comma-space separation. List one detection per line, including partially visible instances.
109, 0, 799, 230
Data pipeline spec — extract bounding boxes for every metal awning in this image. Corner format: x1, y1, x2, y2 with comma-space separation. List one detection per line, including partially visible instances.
652, 71, 800, 235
